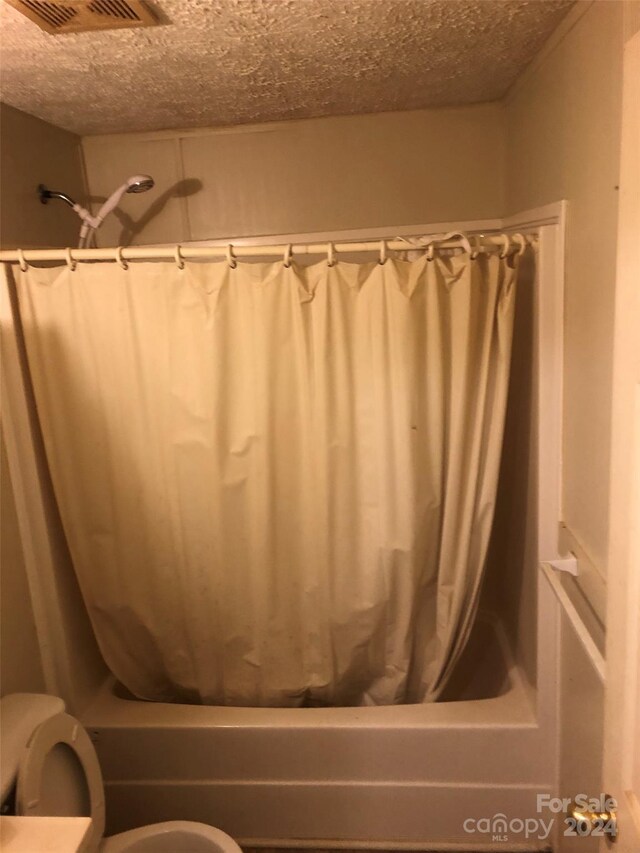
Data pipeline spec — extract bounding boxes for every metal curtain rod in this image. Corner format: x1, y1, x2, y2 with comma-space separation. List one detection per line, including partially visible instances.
0, 232, 533, 268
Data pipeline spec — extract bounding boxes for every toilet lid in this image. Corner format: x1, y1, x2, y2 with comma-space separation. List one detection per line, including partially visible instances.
16, 712, 105, 845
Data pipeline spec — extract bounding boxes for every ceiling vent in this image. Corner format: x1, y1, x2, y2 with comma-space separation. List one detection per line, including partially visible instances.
5, 0, 157, 34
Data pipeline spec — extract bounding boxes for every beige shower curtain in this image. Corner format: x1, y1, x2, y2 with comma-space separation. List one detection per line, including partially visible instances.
12, 252, 517, 706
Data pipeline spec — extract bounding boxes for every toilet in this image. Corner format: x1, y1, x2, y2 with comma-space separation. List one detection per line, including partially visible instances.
0, 694, 242, 853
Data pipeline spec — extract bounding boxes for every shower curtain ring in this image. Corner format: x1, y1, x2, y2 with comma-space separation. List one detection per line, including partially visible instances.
513, 233, 527, 256
327, 242, 335, 268
116, 247, 128, 270
65, 247, 77, 272
426, 242, 435, 262
469, 235, 481, 260
227, 244, 237, 269
458, 234, 472, 256
283, 244, 293, 268
17, 249, 28, 272
379, 240, 387, 265
174, 245, 185, 270
498, 234, 510, 259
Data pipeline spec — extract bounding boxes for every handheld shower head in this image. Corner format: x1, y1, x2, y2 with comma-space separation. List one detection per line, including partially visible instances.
93, 174, 155, 226
75, 173, 155, 248
126, 175, 155, 194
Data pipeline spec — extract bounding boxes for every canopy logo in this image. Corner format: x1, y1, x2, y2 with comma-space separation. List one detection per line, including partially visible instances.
463, 813, 554, 842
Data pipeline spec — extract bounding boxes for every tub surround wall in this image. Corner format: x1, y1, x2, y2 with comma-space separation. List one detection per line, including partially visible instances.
81, 103, 506, 247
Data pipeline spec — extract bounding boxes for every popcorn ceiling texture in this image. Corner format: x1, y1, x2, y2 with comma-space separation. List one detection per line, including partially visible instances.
0, 0, 574, 135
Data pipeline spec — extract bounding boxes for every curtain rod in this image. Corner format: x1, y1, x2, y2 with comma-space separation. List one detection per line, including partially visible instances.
0, 232, 533, 267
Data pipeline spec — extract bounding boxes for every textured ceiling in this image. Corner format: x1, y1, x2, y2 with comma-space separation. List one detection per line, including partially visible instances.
0, 0, 574, 136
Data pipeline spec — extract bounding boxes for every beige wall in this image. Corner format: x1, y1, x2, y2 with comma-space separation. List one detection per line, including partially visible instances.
506, 0, 624, 575
0, 103, 86, 250
0, 428, 46, 696
505, 1, 631, 828
81, 103, 506, 246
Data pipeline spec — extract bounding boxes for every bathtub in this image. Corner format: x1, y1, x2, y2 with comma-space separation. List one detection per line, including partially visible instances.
80, 615, 554, 849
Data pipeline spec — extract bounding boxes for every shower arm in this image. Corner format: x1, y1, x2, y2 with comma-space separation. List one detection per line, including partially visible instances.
38, 183, 102, 230
38, 185, 76, 208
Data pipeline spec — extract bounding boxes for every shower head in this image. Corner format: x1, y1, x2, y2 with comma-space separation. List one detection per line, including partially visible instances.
92, 174, 155, 228
126, 175, 155, 194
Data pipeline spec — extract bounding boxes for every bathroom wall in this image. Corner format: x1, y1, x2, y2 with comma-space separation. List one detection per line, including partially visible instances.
81, 103, 506, 246
0, 103, 86, 250
504, 0, 632, 832
505, 0, 624, 580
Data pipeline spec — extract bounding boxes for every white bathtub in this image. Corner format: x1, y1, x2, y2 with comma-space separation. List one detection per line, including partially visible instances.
80, 615, 554, 848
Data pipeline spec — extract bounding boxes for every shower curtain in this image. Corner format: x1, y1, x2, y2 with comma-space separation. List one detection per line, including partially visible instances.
11, 251, 518, 706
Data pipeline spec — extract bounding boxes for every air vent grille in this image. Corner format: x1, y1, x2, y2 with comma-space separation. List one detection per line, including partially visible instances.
88, 0, 141, 21
19, 1, 77, 28
5, 0, 156, 34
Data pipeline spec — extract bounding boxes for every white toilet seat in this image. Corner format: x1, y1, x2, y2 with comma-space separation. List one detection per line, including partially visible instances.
16, 712, 105, 850
99, 820, 243, 852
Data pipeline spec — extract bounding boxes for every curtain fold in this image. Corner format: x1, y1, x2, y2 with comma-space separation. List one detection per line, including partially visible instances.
13, 252, 518, 706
